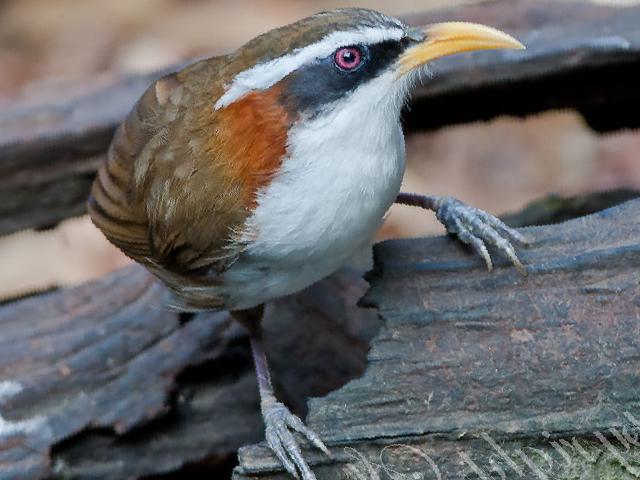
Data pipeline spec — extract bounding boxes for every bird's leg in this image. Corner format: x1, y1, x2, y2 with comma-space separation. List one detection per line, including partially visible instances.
232, 306, 330, 480
395, 192, 529, 275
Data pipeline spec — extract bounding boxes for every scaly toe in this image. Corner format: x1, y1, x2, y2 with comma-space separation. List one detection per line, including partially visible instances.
266, 427, 299, 478
473, 207, 531, 246
263, 402, 326, 480
285, 413, 331, 457
436, 200, 528, 274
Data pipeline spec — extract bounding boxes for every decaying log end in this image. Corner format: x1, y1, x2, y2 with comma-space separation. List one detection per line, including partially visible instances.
234, 198, 640, 479
0, 263, 379, 480
0, 193, 636, 480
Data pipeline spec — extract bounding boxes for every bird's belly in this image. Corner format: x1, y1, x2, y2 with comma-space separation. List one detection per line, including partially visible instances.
230, 202, 387, 304
222, 131, 405, 309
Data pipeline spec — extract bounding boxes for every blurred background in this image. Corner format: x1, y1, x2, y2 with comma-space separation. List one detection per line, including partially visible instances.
1, 0, 639, 301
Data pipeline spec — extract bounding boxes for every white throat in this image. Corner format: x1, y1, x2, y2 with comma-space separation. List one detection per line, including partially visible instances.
226, 71, 408, 307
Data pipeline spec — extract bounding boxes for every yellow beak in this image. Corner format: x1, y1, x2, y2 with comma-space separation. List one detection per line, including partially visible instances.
397, 22, 524, 76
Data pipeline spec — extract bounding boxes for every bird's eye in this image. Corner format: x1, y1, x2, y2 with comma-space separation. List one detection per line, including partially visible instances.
333, 46, 364, 71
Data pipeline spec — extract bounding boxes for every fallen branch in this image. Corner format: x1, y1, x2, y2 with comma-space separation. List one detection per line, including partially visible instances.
0, 267, 378, 479
235, 198, 640, 479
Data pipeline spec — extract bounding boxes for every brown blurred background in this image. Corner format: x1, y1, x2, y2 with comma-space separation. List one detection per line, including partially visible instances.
1, 0, 639, 300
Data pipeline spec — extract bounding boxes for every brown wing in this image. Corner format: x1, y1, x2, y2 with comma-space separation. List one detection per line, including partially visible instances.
88, 57, 251, 291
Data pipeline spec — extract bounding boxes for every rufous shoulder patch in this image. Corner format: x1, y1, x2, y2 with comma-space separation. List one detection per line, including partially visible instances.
211, 83, 291, 208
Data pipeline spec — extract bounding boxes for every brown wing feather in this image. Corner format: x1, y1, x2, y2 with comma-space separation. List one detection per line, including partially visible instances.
88, 82, 160, 261
88, 57, 250, 302
89, 53, 292, 310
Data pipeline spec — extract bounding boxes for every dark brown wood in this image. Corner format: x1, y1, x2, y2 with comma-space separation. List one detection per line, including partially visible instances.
234, 198, 640, 479
405, 1, 640, 133
1, 191, 636, 480
0, 68, 176, 237
1, 0, 640, 237
0, 266, 379, 480
501, 188, 640, 227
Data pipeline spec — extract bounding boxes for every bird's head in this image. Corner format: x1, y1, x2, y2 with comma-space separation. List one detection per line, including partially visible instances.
214, 8, 524, 124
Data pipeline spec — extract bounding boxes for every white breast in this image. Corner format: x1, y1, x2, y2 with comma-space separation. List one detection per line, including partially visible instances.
223, 72, 407, 309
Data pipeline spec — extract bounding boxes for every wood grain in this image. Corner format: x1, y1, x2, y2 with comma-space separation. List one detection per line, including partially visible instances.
1, 0, 639, 236
0, 266, 378, 479
234, 198, 640, 479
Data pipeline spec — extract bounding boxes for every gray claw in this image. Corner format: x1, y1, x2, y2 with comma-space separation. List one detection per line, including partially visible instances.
266, 427, 299, 479
449, 216, 493, 272
435, 197, 528, 275
286, 412, 331, 457
263, 402, 330, 480
474, 209, 530, 245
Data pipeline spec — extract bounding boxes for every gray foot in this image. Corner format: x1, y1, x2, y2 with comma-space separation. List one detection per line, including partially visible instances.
434, 196, 529, 275
263, 402, 330, 480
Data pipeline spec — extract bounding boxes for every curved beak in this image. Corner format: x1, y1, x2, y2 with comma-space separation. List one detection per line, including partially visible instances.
397, 22, 525, 76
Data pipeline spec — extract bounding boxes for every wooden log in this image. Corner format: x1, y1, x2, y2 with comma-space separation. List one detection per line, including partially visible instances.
0, 194, 637, 479
2, 0, 640, 236
404, 1, 640, 133
0, 68, 172, 237
233, 198, 640, 479
500, 188, 640, 227
0, 190, 635, 479
0, 266, 379, 480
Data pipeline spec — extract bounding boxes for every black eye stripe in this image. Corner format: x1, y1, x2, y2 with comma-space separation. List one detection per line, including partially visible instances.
279, 40, 406, 117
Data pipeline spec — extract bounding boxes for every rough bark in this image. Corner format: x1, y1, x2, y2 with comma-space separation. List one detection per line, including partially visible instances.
3, 196, 636, 480
0, 266, 379, 480
1, 0, 640, 236
234, 198, 640, 479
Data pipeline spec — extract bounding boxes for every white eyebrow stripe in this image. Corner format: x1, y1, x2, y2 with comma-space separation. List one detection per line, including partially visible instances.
214, 26, 406, 110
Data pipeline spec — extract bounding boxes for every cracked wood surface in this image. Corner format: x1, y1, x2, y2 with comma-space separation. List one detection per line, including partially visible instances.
0, 192, 636, 479
233, 198, 640, 479
0, 266, 379, 480
2, 0, 640, 236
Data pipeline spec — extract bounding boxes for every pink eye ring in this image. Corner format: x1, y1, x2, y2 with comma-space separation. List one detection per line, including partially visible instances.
334, 46, 363, 71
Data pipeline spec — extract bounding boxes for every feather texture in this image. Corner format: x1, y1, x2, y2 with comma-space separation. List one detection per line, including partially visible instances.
88, 57, 291, 309
88, 8, 410, 310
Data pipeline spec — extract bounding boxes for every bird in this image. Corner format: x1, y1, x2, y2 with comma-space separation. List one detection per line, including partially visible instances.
88, 8, 527, 480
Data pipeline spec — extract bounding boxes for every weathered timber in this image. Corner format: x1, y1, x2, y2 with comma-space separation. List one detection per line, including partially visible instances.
501, 188, 640, 227
0, 68, 176, 237
2, 0, 640, 236
234, 198, 640, 479
0, 190, 637, 480
405, 1, 640, 133
0, 267, 379, 480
